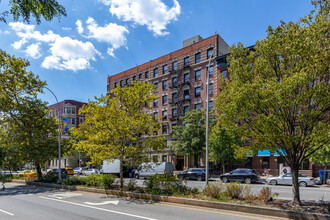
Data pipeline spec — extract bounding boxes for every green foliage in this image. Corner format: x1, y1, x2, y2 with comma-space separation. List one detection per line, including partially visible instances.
216, 1, 329, 204
38, 174, 58, 183
84, 174, 116, 189
203, 183, 225, 199
209, 123, 243, 171
225, 182, 249, 199
172, 109, 210, 167
144, 174, 183, 195
0, 0, 67, 24
127, 179, 137, 191
308, 144, 330, 166
71, 81, 165, 188
62, 176, 86, 186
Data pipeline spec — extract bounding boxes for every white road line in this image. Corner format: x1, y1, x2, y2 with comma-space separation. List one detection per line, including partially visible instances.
39, 196, 157, 220
84, 201, 119, 205
0, 208, 14, 216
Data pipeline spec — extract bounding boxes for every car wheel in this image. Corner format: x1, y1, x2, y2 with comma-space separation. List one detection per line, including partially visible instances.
244, 178, 252, 184
270, 180, 277, 185
197, 176, 203, 181
222, 177, 228, 183
299, 181, 307, 187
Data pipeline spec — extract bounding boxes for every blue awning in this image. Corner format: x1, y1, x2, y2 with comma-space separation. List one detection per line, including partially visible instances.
274, 150, 286, 156
257, 150, 271, 157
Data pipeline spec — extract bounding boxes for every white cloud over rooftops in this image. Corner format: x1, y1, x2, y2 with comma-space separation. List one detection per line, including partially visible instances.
101, 0, 181, 36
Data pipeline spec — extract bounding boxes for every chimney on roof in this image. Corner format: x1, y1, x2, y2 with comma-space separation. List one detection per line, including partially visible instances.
182, 35, 203, 48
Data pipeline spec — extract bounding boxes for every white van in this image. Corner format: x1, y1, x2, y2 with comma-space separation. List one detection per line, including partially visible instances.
135, 162, 174, 179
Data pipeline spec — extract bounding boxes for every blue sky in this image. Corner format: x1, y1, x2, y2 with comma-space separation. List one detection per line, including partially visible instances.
0, 0, 313, 105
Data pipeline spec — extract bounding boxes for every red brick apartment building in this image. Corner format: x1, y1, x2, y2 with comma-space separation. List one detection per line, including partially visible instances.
107, 35, 229, 170
47, 100, 87, 169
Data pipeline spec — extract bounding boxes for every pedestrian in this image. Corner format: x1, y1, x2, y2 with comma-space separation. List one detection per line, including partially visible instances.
283, 167, 287, 175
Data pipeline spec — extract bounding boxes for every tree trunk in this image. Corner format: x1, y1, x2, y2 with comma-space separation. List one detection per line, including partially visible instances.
120, 158, 124, 190
36, 163, 42, 181
291, 166, 301, 205
222, 163, 226, 174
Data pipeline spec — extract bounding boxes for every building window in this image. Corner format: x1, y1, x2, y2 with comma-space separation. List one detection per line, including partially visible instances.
153, 155, 158, 162
126, 78, 129, 85
209, 83, 213, 94
207, 66, 214, 77
162, 95, 167, 105
195, 103, 201, 109
208, 101, 213, 111
154, 99, 158, 108
172, 77, 178, 87
162, 124, 168, 134
133, 76, 136, 81
207, 48, 213, 59
79, 118, 84, 123
162, 110, 167, 120
184, 89, 189, 100
145, 71, 149, 78
120, 80, 124, 87
65, 107, 71, 114
139, 74, 142, 80
195, 70, 201, 81
195, 52, 201, 63
162, 80, 167, 90
114, 82, 118, 88
222, 70, 228, 80
184, 106, 190, 115
195, 87, 201, 97
163, 65, 167, 74
154, 68, 158, 77
184, 57, 189, 66
172, 108, 178, 117
262, 157, 270, 169
71, 118, 76, 125
162, 155, 167, 162
154, 82, 158, 90
154, 112, 158, 118
184, 73, 189, 83
172, 61, 177, 71
172, 92, 178, 103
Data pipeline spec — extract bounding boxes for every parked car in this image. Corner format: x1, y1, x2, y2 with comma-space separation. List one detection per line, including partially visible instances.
177, 168, 208, 181
47, 168, 67, 176
21, 170, 37, 178
135, 162, 174, 179
83, 169, 100, 176
65, 167, 74, 175
220, 168, 260, 184
73, 167, 87, 175
266, 173, 315, 187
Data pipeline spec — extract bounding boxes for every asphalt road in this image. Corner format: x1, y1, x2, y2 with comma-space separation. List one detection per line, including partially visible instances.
1, 183, 286, 220
128, 178, 330, 202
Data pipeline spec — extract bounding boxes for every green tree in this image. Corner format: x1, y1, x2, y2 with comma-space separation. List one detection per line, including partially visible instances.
308, 144, 330, 183
1, 0, 66, 24
70, 81, 165, 188
216, 1, 329, 205
172, 109, 208, 168
209, 123, 243, 174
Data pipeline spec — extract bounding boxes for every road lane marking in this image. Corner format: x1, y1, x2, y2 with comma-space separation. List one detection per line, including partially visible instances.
47, 192, 82, 199
156, 203, 275, 220
39, 196, 156, 220
0, 208, 14, 216
84, 201, 119, 205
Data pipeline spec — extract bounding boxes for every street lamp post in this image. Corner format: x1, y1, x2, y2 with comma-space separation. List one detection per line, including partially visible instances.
206, 50, 214, 186
44, 87, 62, 183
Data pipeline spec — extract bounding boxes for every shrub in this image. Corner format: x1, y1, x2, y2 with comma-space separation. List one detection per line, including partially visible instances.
203, 183, 224, 199
225, 182, 245, 199
62, 176, 86, 186
127, 179, 137, 191
37, 174, 58, 183
100, 174, 116, 190
85, 174, 102, 187
258, 187, 272, 202
144, 174, 183, 195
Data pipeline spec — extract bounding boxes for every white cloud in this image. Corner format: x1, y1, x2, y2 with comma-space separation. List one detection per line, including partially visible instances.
76, 20, 84, 34
82, 17, 128, 57
42, 37, 101, 71
102, 0, 181, 36
25, 43, 42, 59
62, 27, 72, 31
9, 22, 101, 71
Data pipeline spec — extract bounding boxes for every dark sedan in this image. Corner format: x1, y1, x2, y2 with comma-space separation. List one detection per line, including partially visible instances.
177, 168, 207, 181
220, 169, 260, 184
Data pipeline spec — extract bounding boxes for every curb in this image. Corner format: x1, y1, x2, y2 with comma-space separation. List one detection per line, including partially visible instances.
11, 180, 330, 220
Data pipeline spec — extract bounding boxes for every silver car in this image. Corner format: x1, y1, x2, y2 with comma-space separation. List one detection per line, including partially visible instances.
266, 173, 315, 187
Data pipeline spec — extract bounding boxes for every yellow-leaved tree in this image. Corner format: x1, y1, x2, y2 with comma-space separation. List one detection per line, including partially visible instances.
70, 81, 165, 188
